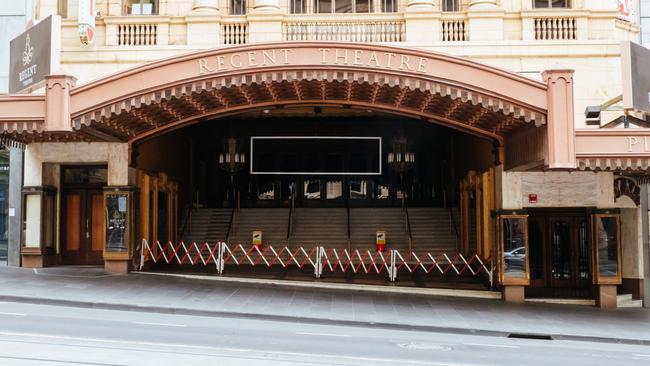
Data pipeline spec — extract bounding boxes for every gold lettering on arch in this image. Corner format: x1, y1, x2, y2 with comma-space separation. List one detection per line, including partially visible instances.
262, 50, 276, 65
367, 51, 380, 67
196, 48, 431, 75
198, 58, 213, 74
230, 54, 243, 68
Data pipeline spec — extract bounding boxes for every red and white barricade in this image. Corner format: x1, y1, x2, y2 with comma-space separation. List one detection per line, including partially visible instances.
139, 239, 493, 287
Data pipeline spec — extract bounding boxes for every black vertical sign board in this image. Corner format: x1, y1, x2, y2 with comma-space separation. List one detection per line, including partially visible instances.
106, 194, 128, 252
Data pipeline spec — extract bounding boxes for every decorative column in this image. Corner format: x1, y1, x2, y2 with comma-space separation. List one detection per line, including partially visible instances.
45, 75, 76, 132
404, 0, 440, 44
542, 70, 576, 169
186, 0, 221, 46
248, 0, 283, 43
467, 0, 504, 42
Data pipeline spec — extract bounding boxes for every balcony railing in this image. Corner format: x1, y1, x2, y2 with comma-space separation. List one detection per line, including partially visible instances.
534, 17, 577, 40
283, 15, 405, 42
73, 9, 630, 48
104, 16, 170, 46
441, 17, 468, 42
118, 23, 158, 45
221, 17, 249, 45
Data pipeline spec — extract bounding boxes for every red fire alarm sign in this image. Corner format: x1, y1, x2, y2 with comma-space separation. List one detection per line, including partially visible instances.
528, 194, 538, 204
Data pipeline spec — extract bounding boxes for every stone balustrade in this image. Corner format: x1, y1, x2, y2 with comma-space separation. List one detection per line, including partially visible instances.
59, 6, 636, 48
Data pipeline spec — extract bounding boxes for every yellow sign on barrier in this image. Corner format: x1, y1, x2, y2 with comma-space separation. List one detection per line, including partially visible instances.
376, 231, 386, 252
252, 230, 262, 248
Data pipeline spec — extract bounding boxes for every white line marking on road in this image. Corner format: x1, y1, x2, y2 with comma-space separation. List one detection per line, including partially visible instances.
0, 331, 477, 366
0, 312, 27, 317
132, 321, 187, 328
295, 332, 352, 338
463, 343, 519, 349
633, 354, 650, 358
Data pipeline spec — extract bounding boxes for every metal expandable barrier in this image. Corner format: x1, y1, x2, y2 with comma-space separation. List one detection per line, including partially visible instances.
139, 239, 494, 287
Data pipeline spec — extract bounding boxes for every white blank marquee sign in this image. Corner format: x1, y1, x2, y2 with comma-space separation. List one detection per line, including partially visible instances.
250, 136, 382, 175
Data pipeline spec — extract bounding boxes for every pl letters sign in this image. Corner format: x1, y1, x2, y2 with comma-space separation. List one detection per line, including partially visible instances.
9, 15, 60, 93
197, 48, 431, 75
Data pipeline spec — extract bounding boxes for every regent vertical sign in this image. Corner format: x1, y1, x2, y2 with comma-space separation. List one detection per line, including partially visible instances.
9, 15, 61, 93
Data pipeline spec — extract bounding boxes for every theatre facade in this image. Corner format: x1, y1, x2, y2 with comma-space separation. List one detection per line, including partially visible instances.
2, 0, 650, 308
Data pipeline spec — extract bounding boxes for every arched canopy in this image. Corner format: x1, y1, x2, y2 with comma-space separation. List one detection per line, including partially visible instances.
0, 42, 548, 146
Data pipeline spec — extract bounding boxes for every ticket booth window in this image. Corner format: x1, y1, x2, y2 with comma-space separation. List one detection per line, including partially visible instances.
497, 212, 529, 286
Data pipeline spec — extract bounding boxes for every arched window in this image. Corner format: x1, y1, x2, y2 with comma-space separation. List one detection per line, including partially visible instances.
123, 0, 158, 15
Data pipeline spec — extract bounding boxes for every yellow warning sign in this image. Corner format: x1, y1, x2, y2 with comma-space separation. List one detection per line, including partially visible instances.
376, 231, 386, 245
252, 230, 262, 247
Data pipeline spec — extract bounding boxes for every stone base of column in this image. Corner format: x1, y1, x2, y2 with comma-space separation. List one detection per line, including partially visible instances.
597, 285, 618, 310
21, 248, 57, 268
104, 259, 130, 274
502, 285, 525, 303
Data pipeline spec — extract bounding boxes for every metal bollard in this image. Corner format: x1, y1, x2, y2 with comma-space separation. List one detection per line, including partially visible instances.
389, 249, 397, 282
217, 242, 225, 275
139, 239, 146, 271
313, 246, 324, 279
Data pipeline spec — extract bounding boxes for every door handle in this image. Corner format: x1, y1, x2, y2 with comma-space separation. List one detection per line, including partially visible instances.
86, 219, 90, 239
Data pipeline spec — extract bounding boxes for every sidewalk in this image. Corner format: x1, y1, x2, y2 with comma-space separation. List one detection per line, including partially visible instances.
0, 265, 649, 344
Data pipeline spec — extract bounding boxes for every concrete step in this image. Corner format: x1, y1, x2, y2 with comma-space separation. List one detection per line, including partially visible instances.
617, 294, 643, 308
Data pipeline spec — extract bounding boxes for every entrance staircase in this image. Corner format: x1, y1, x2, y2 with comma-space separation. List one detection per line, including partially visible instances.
181, 208, 232, 244
180, 207, 462, 255
228, 208, 290, 247
617, 294, 643, 308
408, 208, 459, 254
290, 208, 348, 249
349, 208, 409, 252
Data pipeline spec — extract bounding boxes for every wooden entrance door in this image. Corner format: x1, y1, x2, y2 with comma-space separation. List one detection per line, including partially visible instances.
61, 189, 105, 265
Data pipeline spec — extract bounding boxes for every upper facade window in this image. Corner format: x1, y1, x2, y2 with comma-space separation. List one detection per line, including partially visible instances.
533, 0, 570, 8
442, 0, 459, 11
289, 0, 397, 13
315, 0, 372, 13
123, 0, 158, 15
231, 0, 247, 14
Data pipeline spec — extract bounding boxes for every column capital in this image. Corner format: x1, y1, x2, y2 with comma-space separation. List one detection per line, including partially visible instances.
406, 0, 436, 12
192, 0, 220, 14
252, 0, 281, 13
469, 0, 500, 10
542, 69, 576, 169
45, 74, 76, 132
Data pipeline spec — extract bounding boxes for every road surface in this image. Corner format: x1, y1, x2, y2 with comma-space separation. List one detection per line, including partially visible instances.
0, 301, 647, 365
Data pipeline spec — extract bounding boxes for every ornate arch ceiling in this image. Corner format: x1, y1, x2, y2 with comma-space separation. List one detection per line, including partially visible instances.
0, 42, 548, 144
